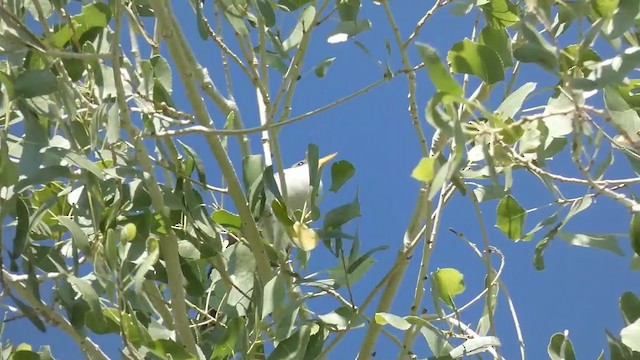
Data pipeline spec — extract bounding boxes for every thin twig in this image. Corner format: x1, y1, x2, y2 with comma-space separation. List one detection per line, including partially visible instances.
404, 0, 448, 47
150, 75, 389, 137
380, 0, 429, 156
510, 148, 640, 186
470, 192, 500, 358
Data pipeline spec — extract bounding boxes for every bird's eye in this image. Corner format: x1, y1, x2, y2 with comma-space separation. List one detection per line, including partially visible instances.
295, 160, 306, 167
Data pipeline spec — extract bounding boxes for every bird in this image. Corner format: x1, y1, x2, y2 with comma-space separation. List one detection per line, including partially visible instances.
265, 152, 338, 252
273, 152, 338, 216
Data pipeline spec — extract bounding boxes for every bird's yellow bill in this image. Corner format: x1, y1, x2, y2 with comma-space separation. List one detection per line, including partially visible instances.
318, 152, 338, 168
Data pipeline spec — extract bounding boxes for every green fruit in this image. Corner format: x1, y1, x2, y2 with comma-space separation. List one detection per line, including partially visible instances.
592, 0, 619, 18
120, 223, 137, 242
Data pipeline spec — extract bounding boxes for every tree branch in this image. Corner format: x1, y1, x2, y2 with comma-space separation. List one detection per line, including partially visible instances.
148, 0, 274, 285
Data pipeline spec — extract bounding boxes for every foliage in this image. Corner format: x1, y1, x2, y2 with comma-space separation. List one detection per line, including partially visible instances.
1, 0, 640, 359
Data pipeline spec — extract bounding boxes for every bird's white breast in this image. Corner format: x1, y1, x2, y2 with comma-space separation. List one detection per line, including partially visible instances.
274, 165, 322, 213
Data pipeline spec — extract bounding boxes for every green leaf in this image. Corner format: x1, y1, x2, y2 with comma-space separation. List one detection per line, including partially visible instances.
621, 319, 640, 352
228, 13, 250, 37
178, 240, 201, 260
268, 324, 313, 360
608, 109, 640, 145
618, 80, 640, 110
323, 194, 361, 229
607, 85, 633, 112
328, 254, 371, 287
211, 317, 244, 359
257, 0, 276, 27
559, 45, 601, 76
411, 157, 437, 182
347, 245, 387, 275
533, 224, 561, 270
473, 184, 506, 202
416, 43, 463, 96
264, 166, 285, 206
283, 6, 316, 51
573, 48, 640, 91
263, 51, 289, 74
272, 199, 295, 227
592, 0, 619, 17
478, 26, 513, 68
426, 138, 466, 201
558, 232, 624, 256
500, 122, 525, 144
178, 140, 207, 185
307, 145, 320, 198
194, 1, 209, 40
243, 154, 265, 190
432, 268, 465, 307
61, 58, 84, 82
374, 313, 411, 330
304, 324, 328, 359
262, 273, 287, 320
46, 147, 105, 180
329, 160, 355, 192
496, 82, 536, 118
12, 349, 41, 360
563, 196, 593, 224
477, 270, 499, 336
225, 244, 255, 314
147, 339, 197, 360
219, 0, 250, 36
538, 93, 574, 139
448, 39, 504, 84
548, 332, 576, 360
11, 198, 30, 262
607, 329, 637, 360
480, 0, 519, 28
594, 148, 614, 180
86, 307, 120, 334
49, 3, 111, 48
329, 245, 386, 287
621, 292, 640, 325
14, 70, 57, 98
314, 57, 336, 78
631, 213, 640, 257
94, 64, 132, 100
603, 0, 640, 39
56, 216, 91, 255
513, 15, 558, 71
151, 55, 173, 96
211, 209, 242, 233
121, 312, 153, 347
496, 194, 526, 240
278, 0, 313, 11
631, 254, 640, 271
327, 20, 371, 44
318, 306, 363, 330
337, 0, 360, 21
67, 276, 105, 325
450, 336, 501, 357
0, 71, 14, 99
419, 323, 454, 357
10, 295, 45, 332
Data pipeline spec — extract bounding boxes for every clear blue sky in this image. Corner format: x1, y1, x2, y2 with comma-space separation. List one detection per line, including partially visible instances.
8, 1, 637, 359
